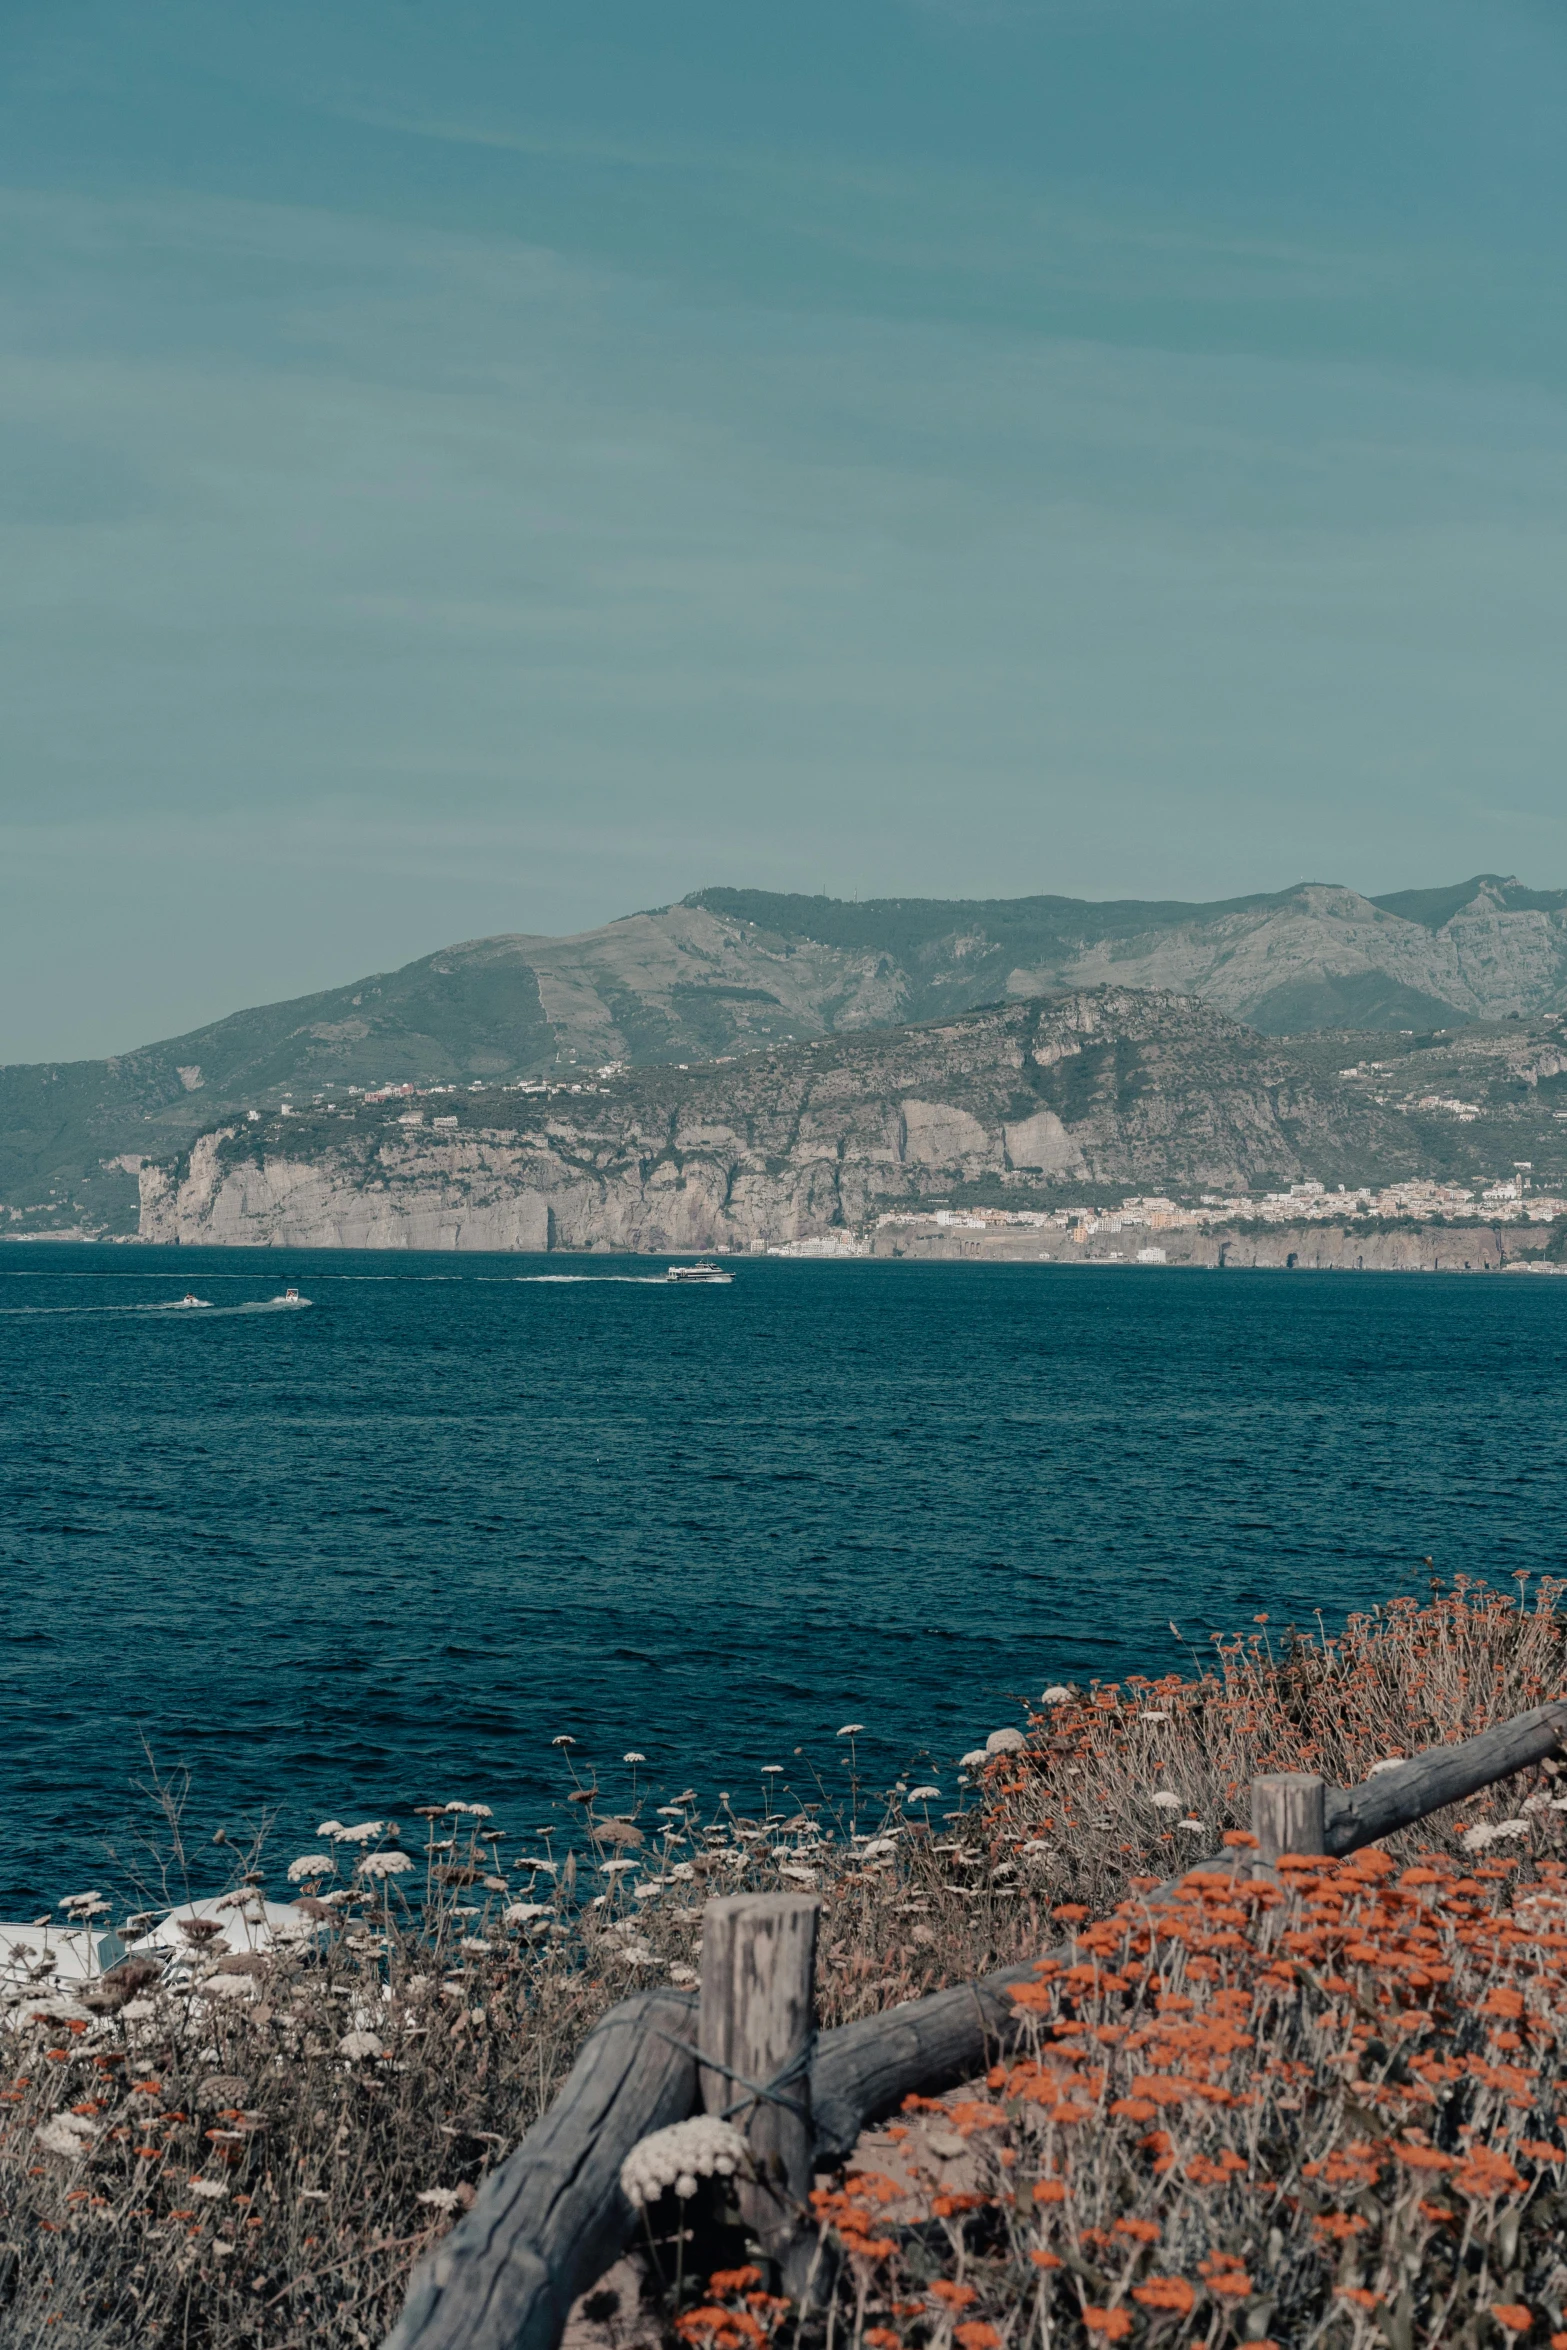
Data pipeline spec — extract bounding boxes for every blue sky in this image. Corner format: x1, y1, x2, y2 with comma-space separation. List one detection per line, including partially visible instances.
4, 0, 1567, 1058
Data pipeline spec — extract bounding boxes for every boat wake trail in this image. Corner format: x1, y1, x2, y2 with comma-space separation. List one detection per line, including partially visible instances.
0, 1298, 312, 1319
516, 1275, 669, 1285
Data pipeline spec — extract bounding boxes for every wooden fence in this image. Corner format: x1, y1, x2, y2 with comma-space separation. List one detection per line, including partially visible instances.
382, 1699, 1567, 2350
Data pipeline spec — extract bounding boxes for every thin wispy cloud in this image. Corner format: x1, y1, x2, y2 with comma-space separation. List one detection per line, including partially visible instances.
2, 0, 1566, 1055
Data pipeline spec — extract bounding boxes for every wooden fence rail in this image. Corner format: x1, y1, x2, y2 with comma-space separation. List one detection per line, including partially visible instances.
383, 1699, 1567, 2350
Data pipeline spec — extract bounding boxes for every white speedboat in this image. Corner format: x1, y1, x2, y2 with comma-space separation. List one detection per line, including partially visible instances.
270, 1287, 310, 1306
170, 1292, 211, 1309
665, 1261, 733, 1284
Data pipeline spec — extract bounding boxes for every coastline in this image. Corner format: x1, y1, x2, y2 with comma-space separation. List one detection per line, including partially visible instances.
861, 1216, 1565, 1273
7, 1217, 1567, 1271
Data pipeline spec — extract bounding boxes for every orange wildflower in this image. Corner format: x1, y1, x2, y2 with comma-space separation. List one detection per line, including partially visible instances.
676, 2309, 764, 2349
1132, 2278, 1194, 2314
928, 2283, 977, 2309
1186, 2152, 1246, 2187
1032, 2180, 1067, 2204
954, 2326, 1000, 2350
1030, 2250, 1062, 2270
709, 2269, 763, 2296
1491, 2310, 1532, 2337
1080, 2312, 1132, 2341
1451, 2146, 1526, 2200
1113, 2217, 1159, 2243
1313, 2215, 1367, 2243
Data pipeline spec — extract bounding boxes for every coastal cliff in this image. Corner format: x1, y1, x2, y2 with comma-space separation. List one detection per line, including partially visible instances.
869, 1217, 1526, 1272
136, 986, 1567, 1254
9, 872, 1567, 1239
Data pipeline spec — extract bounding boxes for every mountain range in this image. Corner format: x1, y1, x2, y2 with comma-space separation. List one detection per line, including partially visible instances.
6, 873, 1567, 1236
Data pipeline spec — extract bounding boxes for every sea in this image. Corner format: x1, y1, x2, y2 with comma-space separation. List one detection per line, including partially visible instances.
1, 1245, 1564, 1915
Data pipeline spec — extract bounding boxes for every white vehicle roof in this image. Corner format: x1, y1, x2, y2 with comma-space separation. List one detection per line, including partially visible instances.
0, 1922, 102, 1989
126, 1894, 315, 1956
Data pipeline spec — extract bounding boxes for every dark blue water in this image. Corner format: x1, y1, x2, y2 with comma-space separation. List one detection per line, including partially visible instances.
1, 1246, 1564, 1912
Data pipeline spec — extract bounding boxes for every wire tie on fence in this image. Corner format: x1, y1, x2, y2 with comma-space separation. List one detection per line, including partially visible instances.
652, 2029, 816, 2124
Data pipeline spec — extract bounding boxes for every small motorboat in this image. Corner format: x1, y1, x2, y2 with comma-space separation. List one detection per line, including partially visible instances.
170, 1292, 211, 1309
665, 1261, 733, 1284
270, 1287, 310, 1306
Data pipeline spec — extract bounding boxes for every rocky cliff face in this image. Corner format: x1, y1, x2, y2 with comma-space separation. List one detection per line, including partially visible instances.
870, 1219, 1523, 1273
136, 987, 1567, 1252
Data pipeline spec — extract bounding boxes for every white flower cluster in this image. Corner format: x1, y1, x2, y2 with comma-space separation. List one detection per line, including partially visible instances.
619, 2115, 751, 2208
1462, 1818, 1532, 1853
288, 1854, 334, 1882
358, 1851, 414, 1879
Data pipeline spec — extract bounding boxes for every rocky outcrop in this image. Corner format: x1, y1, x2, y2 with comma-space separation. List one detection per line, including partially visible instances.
1213, 1226, 1513, 1272
137, 1140, 552, 1251
871, 1222, 1518, 1272
134, 986, 1567, 1253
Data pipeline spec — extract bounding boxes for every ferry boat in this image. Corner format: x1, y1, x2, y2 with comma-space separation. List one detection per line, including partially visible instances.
665, 1261, 733, 1284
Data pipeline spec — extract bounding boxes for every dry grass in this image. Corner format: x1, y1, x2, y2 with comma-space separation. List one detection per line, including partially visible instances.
3, 1576, 1565, 2349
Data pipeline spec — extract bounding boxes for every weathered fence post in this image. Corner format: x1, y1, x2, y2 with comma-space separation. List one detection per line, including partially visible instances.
381, 1987, 700, 2350
1251, 1772, 1327, 1872
699, 1892, 820, 2282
